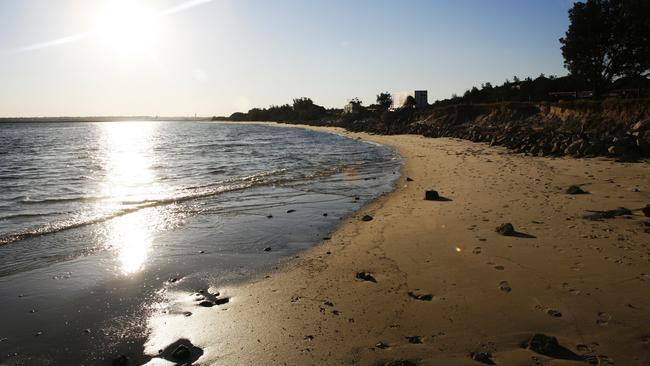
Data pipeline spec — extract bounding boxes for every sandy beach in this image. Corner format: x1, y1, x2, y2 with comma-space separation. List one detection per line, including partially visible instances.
144, 125, 650, 366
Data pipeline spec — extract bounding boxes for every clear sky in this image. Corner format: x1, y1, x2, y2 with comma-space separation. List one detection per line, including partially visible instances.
0, 0, 575, 117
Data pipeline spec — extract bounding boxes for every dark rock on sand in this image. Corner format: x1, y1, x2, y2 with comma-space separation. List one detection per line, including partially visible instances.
385, 360, 417, 366
524, 333, 585, 361
406, 177, 414, 182
584, 207, 632, 220
496, 223, 515, 236
264, 247, 272, 252
424, 190, 440, 201
356, 272, 377, 283
408, 291, 433, 301
566, 185, 588, 195
470, 351, 496, 365
286, 209, 296, 213
159, 339, 203, 364
112, 355, 129, 366
361, 215, 373, 222
526, 334, 560, 355
214, 297, 230, 305
172, 345, 191, 360
198, 300, 215, 307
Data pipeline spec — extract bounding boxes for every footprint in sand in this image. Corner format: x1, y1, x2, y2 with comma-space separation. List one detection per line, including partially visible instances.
546, 309, 562, 318
499, 281, 512, 292
570, 262, 584, 271
405, 336, 423, 344
561, 282, 581, 295
596, 312, 611, 326
375, 341, 390, 349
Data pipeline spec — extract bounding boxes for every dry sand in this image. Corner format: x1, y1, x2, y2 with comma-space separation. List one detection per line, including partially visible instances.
145, 125, 650, 366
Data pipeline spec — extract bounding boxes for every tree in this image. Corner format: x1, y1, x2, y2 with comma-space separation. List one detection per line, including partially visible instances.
292, 97, 326, 121
376, 92, 393, 109
616, 0, 650, 77
349, 97, 362, 106
402, 95, 416, 108
292, 97, 315, 111
560, 0, 650, 96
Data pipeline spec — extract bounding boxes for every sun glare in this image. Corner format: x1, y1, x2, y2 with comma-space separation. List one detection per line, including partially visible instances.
93, 1, 160, 55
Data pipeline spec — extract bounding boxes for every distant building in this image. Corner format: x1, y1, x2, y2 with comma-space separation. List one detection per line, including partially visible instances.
414, 90, 428, 108
392, 90, 428, 109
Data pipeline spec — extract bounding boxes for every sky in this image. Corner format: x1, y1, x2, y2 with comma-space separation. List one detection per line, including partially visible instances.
0, 0, 575, 117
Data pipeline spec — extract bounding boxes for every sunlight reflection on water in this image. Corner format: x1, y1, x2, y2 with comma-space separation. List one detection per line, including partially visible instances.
99, 122, 164, 274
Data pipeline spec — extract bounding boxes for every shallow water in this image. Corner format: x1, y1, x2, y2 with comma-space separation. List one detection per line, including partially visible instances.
0, 121, 400, 365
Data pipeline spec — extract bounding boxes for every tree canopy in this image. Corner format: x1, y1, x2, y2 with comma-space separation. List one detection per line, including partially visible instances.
560, 0, 650, 94
376, 92, 393, 109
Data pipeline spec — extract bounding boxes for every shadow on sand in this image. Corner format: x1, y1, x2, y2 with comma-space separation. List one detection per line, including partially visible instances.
511, 231, 536, 239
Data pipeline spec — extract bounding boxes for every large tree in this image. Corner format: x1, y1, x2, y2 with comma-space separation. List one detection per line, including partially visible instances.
560, 0, 649, 95
376, 92, 393, 109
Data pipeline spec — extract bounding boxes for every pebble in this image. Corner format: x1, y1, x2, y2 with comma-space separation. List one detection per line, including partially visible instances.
361, 215, 373, 222
424, 190, 440, 201
496, 223, 515, 236
356, 272, 377, 283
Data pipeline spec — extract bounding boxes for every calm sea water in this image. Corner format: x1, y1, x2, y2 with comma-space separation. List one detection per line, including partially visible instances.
0, 121, 399, 365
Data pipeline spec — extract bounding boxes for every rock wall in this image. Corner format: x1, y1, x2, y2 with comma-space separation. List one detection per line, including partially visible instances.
337, 100, 650, 159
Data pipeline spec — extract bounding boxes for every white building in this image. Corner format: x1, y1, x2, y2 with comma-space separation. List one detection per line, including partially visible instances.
393, 90, 428, 109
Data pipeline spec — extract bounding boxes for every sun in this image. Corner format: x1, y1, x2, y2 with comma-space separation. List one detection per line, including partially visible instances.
93, 1, 161, 55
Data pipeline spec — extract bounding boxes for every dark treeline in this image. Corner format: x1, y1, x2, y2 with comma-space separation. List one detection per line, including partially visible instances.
431, 74, 649, 108
213, 97, 336, 123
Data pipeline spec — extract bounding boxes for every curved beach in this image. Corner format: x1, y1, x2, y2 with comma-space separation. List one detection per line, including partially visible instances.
145, 126, 650, 365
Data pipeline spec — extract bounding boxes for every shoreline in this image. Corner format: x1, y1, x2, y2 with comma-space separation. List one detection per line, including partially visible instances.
0, 122, 401, 366
145, 124, 650, 366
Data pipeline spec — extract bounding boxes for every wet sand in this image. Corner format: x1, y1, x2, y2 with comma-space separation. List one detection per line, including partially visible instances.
144, 125, 650, 366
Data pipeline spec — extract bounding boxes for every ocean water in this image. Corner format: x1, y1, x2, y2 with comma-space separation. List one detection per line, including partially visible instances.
0, 121, 399, 365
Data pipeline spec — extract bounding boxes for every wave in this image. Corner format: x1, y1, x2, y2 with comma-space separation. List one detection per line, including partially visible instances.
18, 196, 105, 205
0, 212, 65, 221
0, 165, 346, 246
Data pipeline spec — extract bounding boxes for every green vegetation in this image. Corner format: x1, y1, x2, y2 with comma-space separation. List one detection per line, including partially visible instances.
376, 92, 392, 109
560, 0, 649, 96
213, 97, 335, 123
